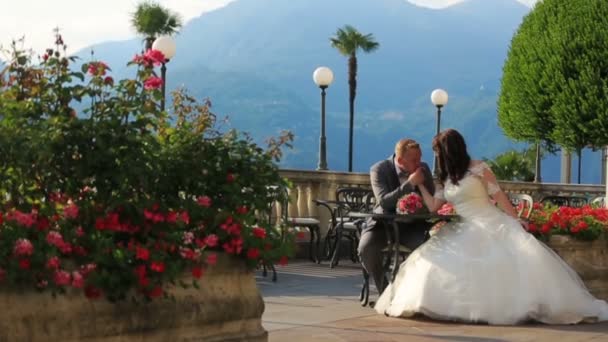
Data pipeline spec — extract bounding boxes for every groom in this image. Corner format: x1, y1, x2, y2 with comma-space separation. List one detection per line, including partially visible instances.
358, 138, 435, 297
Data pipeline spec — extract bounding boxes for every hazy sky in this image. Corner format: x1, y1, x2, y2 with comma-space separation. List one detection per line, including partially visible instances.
1, 0, 538, 57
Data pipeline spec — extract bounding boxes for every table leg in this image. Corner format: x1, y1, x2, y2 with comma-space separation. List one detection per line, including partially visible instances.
391, 220, 400, 282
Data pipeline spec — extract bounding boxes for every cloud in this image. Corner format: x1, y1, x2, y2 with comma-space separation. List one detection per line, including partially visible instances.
380, 111, 406, 121
0, 0, 235, 56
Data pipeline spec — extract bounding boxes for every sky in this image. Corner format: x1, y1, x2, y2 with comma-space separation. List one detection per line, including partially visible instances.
1, 0, 538, 57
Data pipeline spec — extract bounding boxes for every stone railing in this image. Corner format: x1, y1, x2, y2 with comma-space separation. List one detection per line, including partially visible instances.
279, 169, 606, 235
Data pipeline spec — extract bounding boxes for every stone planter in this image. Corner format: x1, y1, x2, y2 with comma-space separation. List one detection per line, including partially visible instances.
546, 235, 608, 301
0, 253, 267, 342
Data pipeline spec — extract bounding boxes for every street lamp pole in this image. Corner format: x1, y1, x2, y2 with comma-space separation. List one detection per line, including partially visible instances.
430, 89, 448, 177
160, 62, 167, 112
313, 66, 334, 171
152, 36, 176, 112
319, 85, 328, 170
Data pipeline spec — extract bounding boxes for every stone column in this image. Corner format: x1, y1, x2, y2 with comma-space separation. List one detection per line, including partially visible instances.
560, 149, 572, 184
601, 146, 607, 185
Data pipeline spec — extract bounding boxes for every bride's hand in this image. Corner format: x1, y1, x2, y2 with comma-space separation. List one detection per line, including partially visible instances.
518, 218, 529, 230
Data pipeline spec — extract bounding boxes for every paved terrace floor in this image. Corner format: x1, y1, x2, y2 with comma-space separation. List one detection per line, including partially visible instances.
256, 261, 608, 342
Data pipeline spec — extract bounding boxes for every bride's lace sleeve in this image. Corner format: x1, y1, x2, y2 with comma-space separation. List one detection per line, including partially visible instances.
470, 161, 501, 196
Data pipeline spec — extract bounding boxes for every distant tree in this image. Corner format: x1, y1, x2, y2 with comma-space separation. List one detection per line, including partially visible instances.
330, 25, 379, 172
131, 1, 182, 50
498, 0, 608, 183
484, 147, 537, 182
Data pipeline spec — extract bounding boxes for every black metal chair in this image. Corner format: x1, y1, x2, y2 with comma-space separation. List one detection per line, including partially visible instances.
541, 195, 588, 208
322, 187, 375, 268
259, 185, 322, 283
591, 196, 605, 207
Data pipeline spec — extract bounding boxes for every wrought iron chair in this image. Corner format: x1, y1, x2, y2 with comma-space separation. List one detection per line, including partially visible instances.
508, 193, 534, 219
541, 195, 588, 208
320, 187, 375, 268
591, 196, 606, 207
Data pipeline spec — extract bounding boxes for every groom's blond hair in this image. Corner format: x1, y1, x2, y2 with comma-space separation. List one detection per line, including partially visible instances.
395, 139, 420, 158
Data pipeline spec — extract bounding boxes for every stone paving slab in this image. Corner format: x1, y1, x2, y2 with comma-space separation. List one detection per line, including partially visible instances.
258, 261, 608, 342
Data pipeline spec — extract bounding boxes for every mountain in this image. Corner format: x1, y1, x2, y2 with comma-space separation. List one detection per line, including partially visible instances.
76, 0, 603, 183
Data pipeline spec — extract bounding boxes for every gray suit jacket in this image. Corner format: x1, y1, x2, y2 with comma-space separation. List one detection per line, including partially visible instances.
364, 155, 435, 232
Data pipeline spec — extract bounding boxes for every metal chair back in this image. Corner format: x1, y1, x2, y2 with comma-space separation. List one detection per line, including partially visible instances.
508, 193, 534, 219
541, 195, 588, 208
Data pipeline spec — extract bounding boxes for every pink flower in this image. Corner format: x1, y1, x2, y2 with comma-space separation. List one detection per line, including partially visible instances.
144, 49, 166, 66
144, 76, 163, 90
71, 271, 84, 288
76, 226, 85, 237
13, 239, 34, 257
54, 270, 71, 286
206, 253, 217, 266
46, 231, 65, 247
205, 234, 219, 247
183, 232, 194, 245
63, 203, 79, 219
46, 256, 60, 270
197, 196, 212, 207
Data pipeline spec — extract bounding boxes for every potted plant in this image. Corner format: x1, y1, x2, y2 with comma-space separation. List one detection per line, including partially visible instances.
0, 34, 294, 341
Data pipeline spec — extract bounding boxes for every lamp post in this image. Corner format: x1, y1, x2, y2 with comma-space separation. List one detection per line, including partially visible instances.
430, 88, 448, 177
313, 67, 334, 170
152, 36, 176, 112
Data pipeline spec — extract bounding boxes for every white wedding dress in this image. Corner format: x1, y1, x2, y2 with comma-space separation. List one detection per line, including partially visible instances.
375, 162, 608, 325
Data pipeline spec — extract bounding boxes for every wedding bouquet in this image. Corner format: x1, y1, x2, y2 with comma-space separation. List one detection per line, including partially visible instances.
437, 203, 456, 215
397, 193, 425, 215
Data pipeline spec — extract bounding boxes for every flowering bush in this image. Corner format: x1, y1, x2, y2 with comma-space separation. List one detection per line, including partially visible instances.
0, 35, 295, 301
397, 193, 425, 215
524, 202, 608, 241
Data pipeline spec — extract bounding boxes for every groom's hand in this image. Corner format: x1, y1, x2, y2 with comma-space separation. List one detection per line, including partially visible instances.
407, 168, 425, 186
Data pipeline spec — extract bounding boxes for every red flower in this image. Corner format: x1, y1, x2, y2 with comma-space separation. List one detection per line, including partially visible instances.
72, 271, 84, 288
18, 259, 31, 270
150, 261, 165, 273
143, 49, 166, 66
148, 286, 163, 298
236, 206, 248, 215
192, 266, 204, 279
246, 248, 260, 260
226, 173, 235, 183
197, 196, 212, 207
85, 285, 102, 299
278, 256, 288, 266
252, 227, 266, 239
136, 246, 150, 261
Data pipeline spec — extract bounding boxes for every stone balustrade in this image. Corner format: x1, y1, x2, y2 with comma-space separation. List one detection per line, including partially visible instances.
278, 169, 606, 235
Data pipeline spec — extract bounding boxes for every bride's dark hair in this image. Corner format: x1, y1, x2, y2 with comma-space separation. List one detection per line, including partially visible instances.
432, 129, 471, 186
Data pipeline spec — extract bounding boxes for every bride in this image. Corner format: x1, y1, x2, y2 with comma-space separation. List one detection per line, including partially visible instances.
374, 128, 608, 324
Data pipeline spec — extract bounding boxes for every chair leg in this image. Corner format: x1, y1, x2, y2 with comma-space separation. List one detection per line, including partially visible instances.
315, 226, 322, 264
271, 264, 277, 282
330, 227, 343, 268
308, 226, 316, 263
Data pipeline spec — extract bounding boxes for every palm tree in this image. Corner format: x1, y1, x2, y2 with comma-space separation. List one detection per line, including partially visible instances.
330, 25, 379, 172
131, 1, 182, 50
